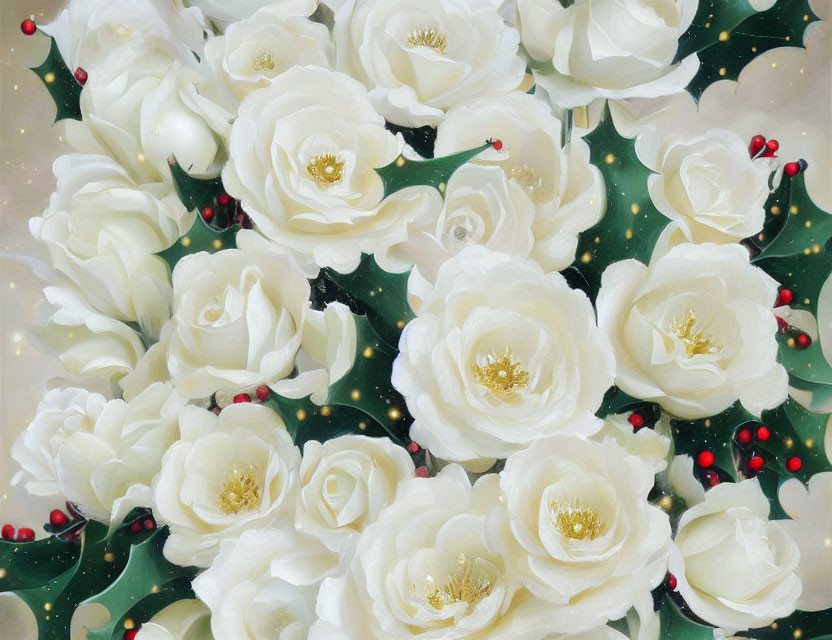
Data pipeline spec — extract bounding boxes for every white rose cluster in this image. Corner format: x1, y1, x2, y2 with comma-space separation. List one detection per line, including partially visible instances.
9, 0, 819, 638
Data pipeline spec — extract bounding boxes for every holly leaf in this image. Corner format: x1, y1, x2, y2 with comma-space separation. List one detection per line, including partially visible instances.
0, 536, 79, 592
82, 528, 198, 640
777, 331, 832, 388
685, 0, 818, 99
169, 157, 237, 227
376, 142, 492, 198
320, 253, 413, 349
758, 398, 832, 482
385, 122, 437, 159
156, 215, 239, 270
738, 608, 832, 639
30, 34, 82, 123
571, 113, 669, 300
659, 598, 715, 639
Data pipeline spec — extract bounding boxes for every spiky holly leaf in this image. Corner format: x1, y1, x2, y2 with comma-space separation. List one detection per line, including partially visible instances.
757, 398, 832, 482
169, 157, 239, 228
156, 215, 239, 270
30, 34, 82, 123
376, 142, 492, 198
738, 608, 832, 639
264, 394, 391, 448
385, 122, 438, 159
685, 0, 818, 99
659, 599, 714, 639
571, 114, 669, 300
0, 535, 79, 591
82, 527, 198, 640
745, 172, 791, 255
777, 332, 832, 388
321, 253, 413, 349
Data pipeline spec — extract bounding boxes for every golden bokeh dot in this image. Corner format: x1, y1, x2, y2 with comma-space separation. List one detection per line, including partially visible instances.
803, 248, 811, 256
363, 347, 374, 358
350, 389, 361, 401
658, 496, 673, 510
625, 229, 633, 240
44, 603, 52, 612
358, 421, 368, 431
631, 203, 640, 215
212, 239, 223, 250
580, 252, 592, 264
0, 568, 7, 579
719, 68, 727, 76
395, 156, 406, 168
104, 552, 115, 563
787, 338, 797, 348
44, 72, 56, 84
388, 408, 402, 420
806, 439, 814, 449
705, 419, 712, 428
181, 237, 192, 248
396, 320, 405, 329
791, 206, 799, 214
296, 409, 307, 421
594, 236, 600, 244
805, 221, 812, 228
124, 619, 135, 630
718, 30, 730, 41
785, 437, 794, 448
771, 206, 781, 215
604, 153, 616, 165
151, 585, 160, 594
320, 406, 332, 417
794, 629, 803, 639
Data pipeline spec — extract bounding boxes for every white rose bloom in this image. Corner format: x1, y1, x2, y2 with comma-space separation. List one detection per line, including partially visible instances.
296, 435, 415, 555
312, 465, 563, 639
32, 286, 146, 381
222, 66, 441, 274
592, 413, 671, 473
669, 479, 802, 633
193, 529, 331, 640
778, 473, 832, 612
201, 0, 333, 112
647, 130, 771, 247
433, 93, 606, 272
597, 243, 787, 419
152, 403, 300, 567
167, 234, 355, 400
392, 246, 614, 463
185, 0, 284, 26
527, 0, 700, 108
30, 154, 189, 339
11, 383, 184, 522
488, 436, 671, 634
135, 600, 213, 640
333, 0, 526, 127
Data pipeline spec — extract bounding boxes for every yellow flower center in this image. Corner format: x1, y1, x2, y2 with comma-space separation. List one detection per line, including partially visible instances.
671, 309, 718, 357
407, 27, 448, 54
217, 464, 262, 515
307, 153, 345, 184
425, 554, 494, 609
253, 48, 276, 71
473, 348, 529, 395
549, 500, 603, 541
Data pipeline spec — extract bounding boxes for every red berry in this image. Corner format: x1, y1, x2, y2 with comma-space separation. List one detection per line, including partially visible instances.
756, 426, 771, 441
415, 466, 430, 478
797, 334, 812, 349
201, 206, 214, 222
143, 518, 156, 531
20, 19, 37, 36
407, 442, 420, 453
697, 450, 715, 468
748, 456, 765, 472
784, 162, 800, 177
704, 471, 720, 487
16, 528, 35, 542
737, 428, 752, 444
492, 139, 503, 151
749, 135, 766, 156
766, 139, 780, 152
666, 574, 678, 590
218, 193, 232, 207
1, 524, 15, 540
233, 393, 251, 403
628, 413, 645, 429
786, 457, 803, 472
776, 289, 794, 306
49, 510, 68, 527
74, 67, 88, 85
776, 316, 789, 333
256, 385, 270, 401
124, 630, 138, 640
130, 521, 143, 533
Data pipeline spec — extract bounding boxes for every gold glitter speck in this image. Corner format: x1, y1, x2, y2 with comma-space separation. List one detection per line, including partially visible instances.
473, 348, 529, 395
407, 27, 447, 54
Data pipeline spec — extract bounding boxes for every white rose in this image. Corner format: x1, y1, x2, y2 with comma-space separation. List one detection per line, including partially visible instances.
185, 0, 283, 26
30, 154, 188, 339
488, 436, 671, 634
597, 243, 787, 419
222, 66, 441, 274
529, 0, 700, 108
669, 479, 802, 633
592, 413, 671, 474
134, 600, 213, 640
152, 403, 300, 567
648, 130, 771, 246
11, 383, 184, 522
333, 0, 526, 127
193, 528, 330, 640
32, 286, 146, 381
312, 465, 561, 639
201, 0, 333, 112
296, 435, 415, 554
433, 93, 606, 272
392, 246, 614, 463
778, 473, 832, 612
166, 232, 355, 400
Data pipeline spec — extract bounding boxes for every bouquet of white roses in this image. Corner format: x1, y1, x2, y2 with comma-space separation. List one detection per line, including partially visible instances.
2, 0, 831, 639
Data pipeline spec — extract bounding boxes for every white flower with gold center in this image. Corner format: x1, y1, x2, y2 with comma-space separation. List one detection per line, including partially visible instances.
597, 243, 788, 419
392, 246, 615, 464
487, 436, 671, 634
333, 0, 527, 127
152, 403, 300, 567
222, 66, 441, 274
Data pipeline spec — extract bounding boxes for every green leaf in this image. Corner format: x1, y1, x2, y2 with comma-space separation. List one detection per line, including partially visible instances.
758, 398, 832, 481
571, 113, 669, 299
0, 536, 80, 592
685, 0, 818, 99
777, 331, 832, 387
659, 599, 715, 639
321, 253, 414, 349
30, 34, 82, 123
385, 122, 437, 159
375, 142, 492, 199
738, 608, 832, 639
156, 215, 239, 271
745, 171, 791, 255
82, 528, 198, 640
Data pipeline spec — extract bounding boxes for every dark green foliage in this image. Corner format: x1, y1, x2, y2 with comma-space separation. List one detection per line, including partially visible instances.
30, 35, 82, 123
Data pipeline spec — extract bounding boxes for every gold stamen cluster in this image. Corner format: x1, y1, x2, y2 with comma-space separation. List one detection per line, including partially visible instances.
253, 48, 276, 71
425, 554, 494, 609
307, 153, 345, 184
671, 309, 717, 358
407, 27, 448, 54
549, 500, 603, 541
473, 348, 529, 395
217, 465, 262, 515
